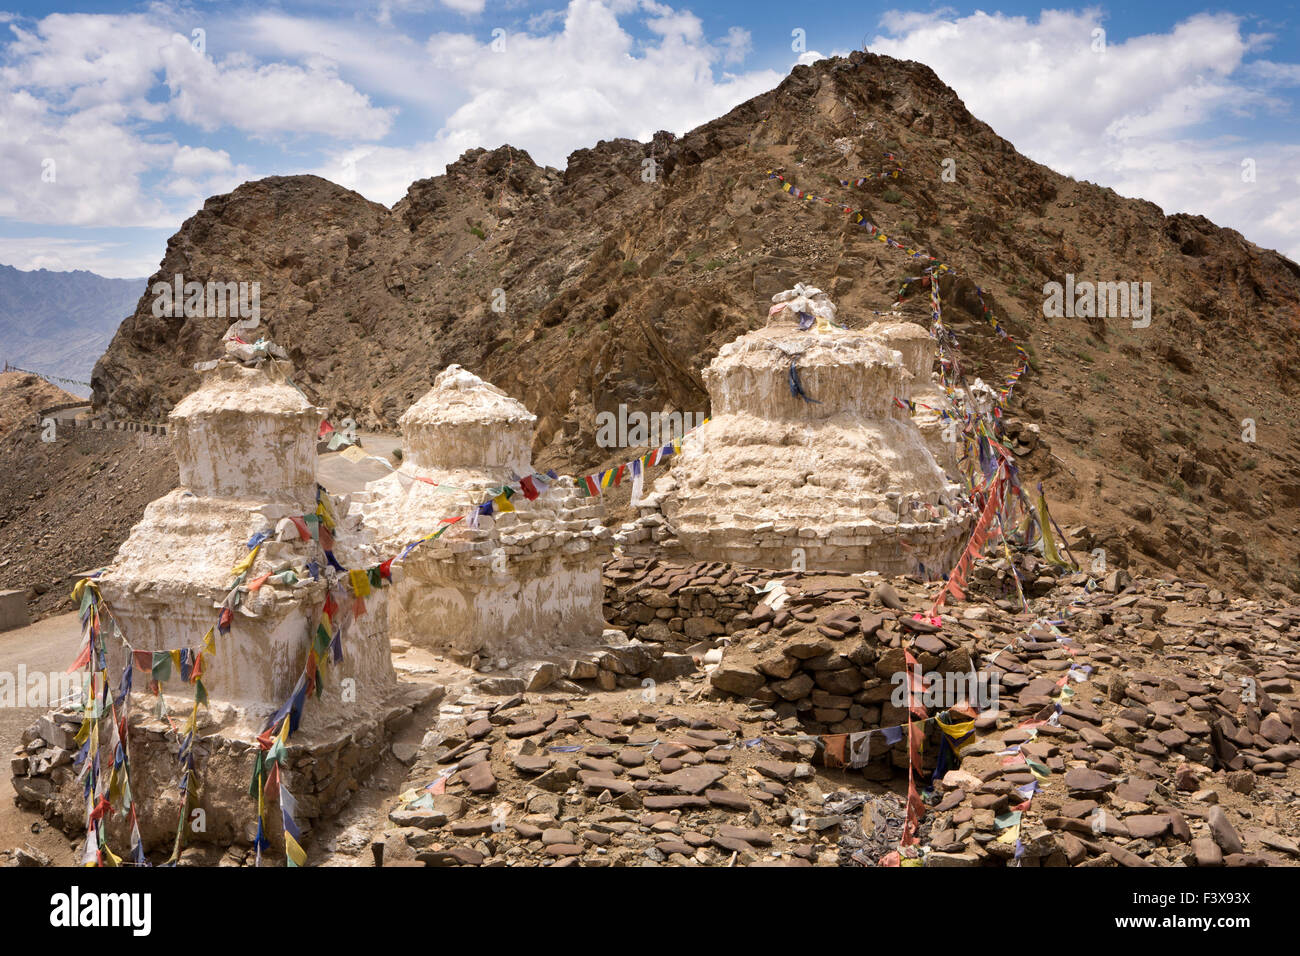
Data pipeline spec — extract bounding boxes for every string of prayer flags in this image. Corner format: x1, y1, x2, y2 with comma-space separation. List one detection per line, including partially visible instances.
929, 466, 1006, 615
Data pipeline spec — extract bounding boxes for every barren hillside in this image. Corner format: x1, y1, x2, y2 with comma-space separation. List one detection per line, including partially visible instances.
0, 372, 78, 438
87, 51, 1300, 599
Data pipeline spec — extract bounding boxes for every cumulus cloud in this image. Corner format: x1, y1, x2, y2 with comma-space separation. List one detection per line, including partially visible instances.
316, 0, 782, 204
0, 9, 393, 228
868, 9, 1300, 261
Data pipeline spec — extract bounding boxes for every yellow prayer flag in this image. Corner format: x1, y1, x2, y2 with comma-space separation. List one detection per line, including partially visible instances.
285, 831, 307, 867
230, 543, 261, 579
348, 569, 371, 599
316, 495, 336, 531
493, 492, 515, 513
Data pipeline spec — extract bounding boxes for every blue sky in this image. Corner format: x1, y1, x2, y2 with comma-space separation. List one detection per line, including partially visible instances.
1, 1, 1298, 277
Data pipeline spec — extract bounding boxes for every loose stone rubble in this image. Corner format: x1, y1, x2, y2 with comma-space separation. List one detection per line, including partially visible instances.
355, 366, 611, 661
336, 549, 1299, 868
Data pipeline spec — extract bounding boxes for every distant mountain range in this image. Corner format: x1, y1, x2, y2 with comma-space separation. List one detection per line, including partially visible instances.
0, 264, 145, 396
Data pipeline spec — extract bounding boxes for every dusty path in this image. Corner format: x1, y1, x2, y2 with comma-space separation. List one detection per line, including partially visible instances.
0, 612, 84, 864
316, 432, 400, 495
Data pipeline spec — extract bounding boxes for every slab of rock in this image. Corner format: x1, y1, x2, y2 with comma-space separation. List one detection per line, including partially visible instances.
754, 761, 795, 783
705, 789, 751, 811
1207, 806, 1244, 855
1064, 767, 1115, 795
1190, 837, 1223, 867
654, 765, 727, 794
1125, 814, 1171, 840
460, 761, 497, 794
512, 754, 552, 774
643, 795, 710, 811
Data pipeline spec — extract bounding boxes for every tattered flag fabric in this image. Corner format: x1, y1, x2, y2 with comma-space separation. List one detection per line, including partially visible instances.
788, 360, 820, 404
822, 734, 848, 769
848, 731, 873, 768
281, 784, 307, 867
151, 651, 171, 684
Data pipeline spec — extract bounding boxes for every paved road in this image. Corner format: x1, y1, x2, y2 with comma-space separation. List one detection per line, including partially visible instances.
317, 431, 402, 495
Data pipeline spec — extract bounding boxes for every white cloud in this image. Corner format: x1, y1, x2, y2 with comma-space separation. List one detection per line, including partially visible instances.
720, 26, 752, 66
159, 43, 396, 140
0, 237, 155, 278
869, 9, 1300, 261
0, 9, 394, 228
316, 0, 782, 204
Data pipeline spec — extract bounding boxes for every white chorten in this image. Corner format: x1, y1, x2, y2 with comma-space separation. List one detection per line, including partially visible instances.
356, 365, 610, 660
656, 289, 973, 576
96, 361, 395, 732
866, 320, 961, 479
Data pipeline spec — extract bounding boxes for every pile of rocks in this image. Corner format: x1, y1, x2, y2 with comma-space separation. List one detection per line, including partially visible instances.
705, 550, 1300, 866
374, 691, 870, 867
12, 684, 440, 850
602, 557, 770, 650
471, 637, 699, 697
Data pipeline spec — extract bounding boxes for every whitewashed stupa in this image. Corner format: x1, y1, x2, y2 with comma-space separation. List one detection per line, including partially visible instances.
654, 286, 972, 576
867, 320, 961, 479
355, 365, 610, 660
97, 360, 395, 731
61, 356, 402, 849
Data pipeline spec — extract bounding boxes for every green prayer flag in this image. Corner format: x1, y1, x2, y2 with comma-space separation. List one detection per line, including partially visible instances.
249, 750, 265, 798
267, 737, 286, 767
151, 651, 171, 683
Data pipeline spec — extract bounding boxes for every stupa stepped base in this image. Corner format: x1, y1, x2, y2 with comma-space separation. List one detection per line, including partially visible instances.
97, 491, 397, 729
668, 520, 969, 576
390, 547, 607, 661
14, 681, 440, 854
661, 414, 970, 576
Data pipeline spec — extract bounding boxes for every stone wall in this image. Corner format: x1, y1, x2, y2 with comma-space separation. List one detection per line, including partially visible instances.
602, 557, 771, 650
705, 577, 978, 778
